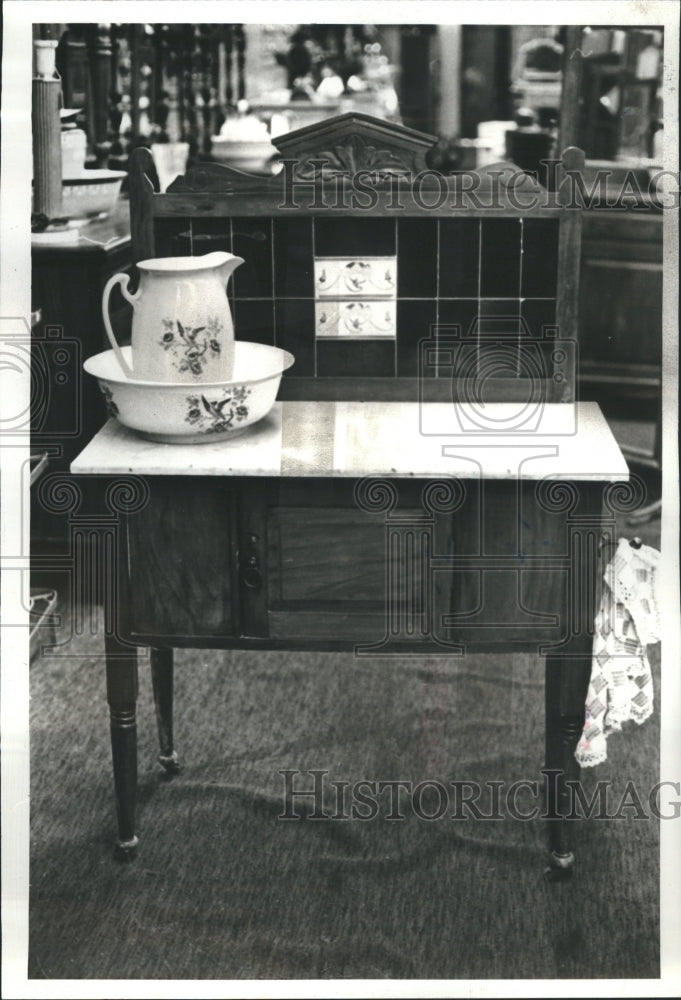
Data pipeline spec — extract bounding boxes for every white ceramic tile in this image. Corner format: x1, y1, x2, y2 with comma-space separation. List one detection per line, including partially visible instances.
314, 257, 396, 298
315, 300, 397, 339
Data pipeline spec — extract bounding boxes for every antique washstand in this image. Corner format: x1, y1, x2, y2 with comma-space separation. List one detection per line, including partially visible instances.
71, 113, 630, 878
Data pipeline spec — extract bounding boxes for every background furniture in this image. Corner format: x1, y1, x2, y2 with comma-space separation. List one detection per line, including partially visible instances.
68, 114, 633, 880
52, 23, 243, 165
38, 23, 664, 175
578, 27, 662, 161
579, 190, 662, 520
579, 205, 662, 402
31, 202, 133, 547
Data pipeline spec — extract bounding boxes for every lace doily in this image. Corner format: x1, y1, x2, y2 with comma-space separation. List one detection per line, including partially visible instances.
575, 538, 661, 767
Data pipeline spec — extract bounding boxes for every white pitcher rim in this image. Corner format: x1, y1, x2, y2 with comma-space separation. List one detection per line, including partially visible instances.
137, 251, 243, 272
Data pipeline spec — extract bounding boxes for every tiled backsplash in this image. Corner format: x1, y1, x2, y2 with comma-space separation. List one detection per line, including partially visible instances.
159, 216, 559, 379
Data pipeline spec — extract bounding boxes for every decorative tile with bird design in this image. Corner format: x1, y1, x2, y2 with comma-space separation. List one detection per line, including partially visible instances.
315, 300, 397, 339
314, 257, 397, 299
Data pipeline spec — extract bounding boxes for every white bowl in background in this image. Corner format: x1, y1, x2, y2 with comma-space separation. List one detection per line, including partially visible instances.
210, 137, 278, 173
83, 341, 295, 444
61, 169, 127, 218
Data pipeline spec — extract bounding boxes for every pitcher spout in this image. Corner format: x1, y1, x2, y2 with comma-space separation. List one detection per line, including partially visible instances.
206, 250, 244, 286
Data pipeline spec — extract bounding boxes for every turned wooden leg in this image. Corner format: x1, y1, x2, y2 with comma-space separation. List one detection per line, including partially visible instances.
150, 647, 180, 774
105, 633, 139, 860
544, 647, 592, 881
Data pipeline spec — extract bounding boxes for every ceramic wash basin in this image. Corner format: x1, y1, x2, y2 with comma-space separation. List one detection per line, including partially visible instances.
84, 341, 294, 444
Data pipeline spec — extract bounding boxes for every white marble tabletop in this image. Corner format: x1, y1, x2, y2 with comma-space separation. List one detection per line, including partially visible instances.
71, 401, 629, 481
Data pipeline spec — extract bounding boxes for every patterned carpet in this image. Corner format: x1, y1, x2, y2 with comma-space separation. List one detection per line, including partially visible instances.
29, 540, 661, 981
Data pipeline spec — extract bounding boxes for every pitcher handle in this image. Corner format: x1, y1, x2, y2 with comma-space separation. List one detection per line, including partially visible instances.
102, 272, 140, 378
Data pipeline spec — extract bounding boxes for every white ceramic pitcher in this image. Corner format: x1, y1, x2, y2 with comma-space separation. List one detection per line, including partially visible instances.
102, 251, 244, 383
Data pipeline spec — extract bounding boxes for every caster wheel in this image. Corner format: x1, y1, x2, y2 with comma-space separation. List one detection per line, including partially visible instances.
159, 751, 180, 775
114, 835, 139, 862
544, 850, 575, 882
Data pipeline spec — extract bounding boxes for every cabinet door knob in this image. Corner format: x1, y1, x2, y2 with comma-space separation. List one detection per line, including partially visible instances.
241, 534, 262, 589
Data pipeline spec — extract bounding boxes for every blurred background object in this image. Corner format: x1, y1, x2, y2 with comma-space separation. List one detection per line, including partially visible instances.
510, 33, 563, 122
34, 22, 662, 177
32, 39, 63, 220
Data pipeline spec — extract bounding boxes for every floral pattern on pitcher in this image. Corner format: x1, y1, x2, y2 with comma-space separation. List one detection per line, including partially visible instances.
184, 385, 251, 434
159, 316, 223, 377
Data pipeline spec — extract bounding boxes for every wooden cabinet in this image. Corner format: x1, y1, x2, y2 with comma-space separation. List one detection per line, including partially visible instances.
119, 474, 602, 653
75, 399, 627, 869
579, 207, 663, 397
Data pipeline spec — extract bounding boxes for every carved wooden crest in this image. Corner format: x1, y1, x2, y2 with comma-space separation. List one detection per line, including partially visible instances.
272, 112, 436, 179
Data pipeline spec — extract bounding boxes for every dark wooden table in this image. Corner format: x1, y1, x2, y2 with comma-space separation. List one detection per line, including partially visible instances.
72, 400, 629, 878
31, 201, 133, 546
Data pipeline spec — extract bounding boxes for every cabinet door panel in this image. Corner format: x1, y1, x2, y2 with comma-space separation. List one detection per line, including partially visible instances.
124, 478, 236, 640
267, 505, 389, 642
436, 480, 600, 649
269, 508, 386, 605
